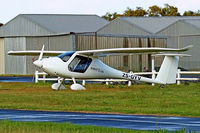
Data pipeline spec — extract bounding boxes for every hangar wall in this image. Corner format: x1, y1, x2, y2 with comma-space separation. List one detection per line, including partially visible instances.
97, 17, 200, 70
157, 21, 200, 70
1, 14, 68, 75
4, 37, 26, 74
158, 21, 200, 47
0, 38, 5, 74
3, 35, 74, 75
95, 18, 167, 71
3, 33, 166, 75
76, 34, 166, 72
178, 35, 200, 70
0, 15, 52, 37
25, 35, 74, 74
97, 19, 150, 35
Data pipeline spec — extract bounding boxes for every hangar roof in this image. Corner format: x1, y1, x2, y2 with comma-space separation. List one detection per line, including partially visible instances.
119, 16, 200, 34
0, 14, 109, 37
182, 19, 200, 30
22, 14, 109, 33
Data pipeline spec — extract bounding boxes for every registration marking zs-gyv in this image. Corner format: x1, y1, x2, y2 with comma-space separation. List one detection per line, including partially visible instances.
122, 73, 141, 80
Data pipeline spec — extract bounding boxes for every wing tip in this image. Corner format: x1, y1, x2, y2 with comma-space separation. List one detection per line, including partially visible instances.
7, 51, 14, 55
181, 45, 193, 51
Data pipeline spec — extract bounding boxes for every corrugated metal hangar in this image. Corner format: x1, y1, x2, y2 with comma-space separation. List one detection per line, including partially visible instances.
97, 16, 200, 70
0, 14, 109, 75
0, 14, 200, 75
76, 33, 166, 72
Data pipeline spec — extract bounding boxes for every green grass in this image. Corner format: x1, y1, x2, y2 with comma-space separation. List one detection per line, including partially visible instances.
0, 120, 188, 133
0, 82, 200, 117
0, 82, 199, 133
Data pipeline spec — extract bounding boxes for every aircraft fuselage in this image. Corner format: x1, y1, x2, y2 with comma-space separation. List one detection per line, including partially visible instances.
33, 52, 145, 82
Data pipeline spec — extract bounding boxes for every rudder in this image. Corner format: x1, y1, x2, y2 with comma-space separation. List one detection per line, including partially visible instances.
155, 55, 179, 84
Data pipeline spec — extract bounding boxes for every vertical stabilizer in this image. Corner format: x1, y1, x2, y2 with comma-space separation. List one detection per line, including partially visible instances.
156, 55, 179, 84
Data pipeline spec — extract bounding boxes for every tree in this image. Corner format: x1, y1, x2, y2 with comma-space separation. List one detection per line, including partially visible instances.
183, 11, 195, 16
102, 12, 113, 21
133, 7, 148, 16
195, 10, 200, 16
102, 12, 123, 21
148, 5, 162, 16
124, 7, 135, 16
183, 10, 200, 16
124, 7, 147, 17
102, 4, 198, 21
112, 12, 123, 20
160, 4, 180, 16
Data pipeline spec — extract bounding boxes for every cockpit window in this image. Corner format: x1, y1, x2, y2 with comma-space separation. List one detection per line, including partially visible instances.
68, 55, 92, 73
58, 51, 75, 62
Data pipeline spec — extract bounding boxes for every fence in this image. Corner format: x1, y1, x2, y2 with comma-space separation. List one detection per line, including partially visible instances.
34, 69, 200, 86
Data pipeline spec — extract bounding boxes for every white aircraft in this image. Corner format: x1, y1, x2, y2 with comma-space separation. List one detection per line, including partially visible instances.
8, 45, 192, 90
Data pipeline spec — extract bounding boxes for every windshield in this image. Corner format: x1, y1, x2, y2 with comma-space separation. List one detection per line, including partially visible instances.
58, 51, 75, 62
68, 55, 92, 73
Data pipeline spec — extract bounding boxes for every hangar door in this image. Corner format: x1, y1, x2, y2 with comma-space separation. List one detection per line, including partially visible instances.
0, 38, 5, 74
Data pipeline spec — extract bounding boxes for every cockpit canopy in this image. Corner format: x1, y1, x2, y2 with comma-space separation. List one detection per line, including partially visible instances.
68, 55, 92, 73
58, 51, 92, 73
58, 51, 75, 62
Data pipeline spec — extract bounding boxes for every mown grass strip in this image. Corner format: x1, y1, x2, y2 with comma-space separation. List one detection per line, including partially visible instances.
0, 82, 200, 117
0, 120, 188, 133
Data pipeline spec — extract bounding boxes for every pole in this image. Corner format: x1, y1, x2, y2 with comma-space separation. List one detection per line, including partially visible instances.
82, 80, 86, 86
35, 71, 38, 83
177, 69, 181, 85
151, 56, 155, 86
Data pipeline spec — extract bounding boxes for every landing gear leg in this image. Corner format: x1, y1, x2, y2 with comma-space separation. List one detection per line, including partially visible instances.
72, 78, 76, 84
160, 84, 165, 88
70, 78, 86, 90
51, 77, 66, 90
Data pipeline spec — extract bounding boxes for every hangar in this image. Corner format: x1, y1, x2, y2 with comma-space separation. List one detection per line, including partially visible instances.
157, 19, 200, 70
0, 14, 167, 75
2, 15, 200, 75
97, 16, 200, 70
0, 14, 109, 75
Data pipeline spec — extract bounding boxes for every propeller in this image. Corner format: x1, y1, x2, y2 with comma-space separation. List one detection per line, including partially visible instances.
33, 45, 45, 68
38, 45, 45, 60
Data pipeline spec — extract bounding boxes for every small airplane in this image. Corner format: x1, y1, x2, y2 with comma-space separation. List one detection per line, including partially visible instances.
8, 45, 192, 90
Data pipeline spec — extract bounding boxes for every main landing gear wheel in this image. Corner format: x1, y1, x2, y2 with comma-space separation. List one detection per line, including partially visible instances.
52, 83, 66, 90
70, 78, 86, 90
51, 78, 66, 90
71, 83, 86, 90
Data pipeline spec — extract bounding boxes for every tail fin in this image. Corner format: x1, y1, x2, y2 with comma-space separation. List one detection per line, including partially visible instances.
155, 55, 179, 84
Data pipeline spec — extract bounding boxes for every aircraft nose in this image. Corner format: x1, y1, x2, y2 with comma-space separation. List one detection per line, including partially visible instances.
33, 60, 43, 68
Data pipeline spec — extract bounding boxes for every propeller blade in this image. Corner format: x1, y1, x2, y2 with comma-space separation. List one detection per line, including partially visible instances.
38, 45, 45, 60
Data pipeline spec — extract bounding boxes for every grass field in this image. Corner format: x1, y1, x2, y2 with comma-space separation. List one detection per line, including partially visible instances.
0, 120, 187, 133
0, 82, 199, 133
0, 82, 199, 117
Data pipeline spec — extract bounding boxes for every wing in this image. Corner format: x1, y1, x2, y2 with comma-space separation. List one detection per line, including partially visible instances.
8, 45, 192, 57
77, 45, 193, 57
8, 51, 66, 56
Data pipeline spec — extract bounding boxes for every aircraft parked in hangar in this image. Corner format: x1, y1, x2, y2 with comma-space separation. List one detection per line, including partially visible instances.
8, 45, 192, 90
